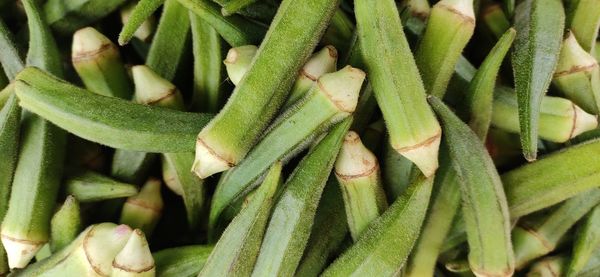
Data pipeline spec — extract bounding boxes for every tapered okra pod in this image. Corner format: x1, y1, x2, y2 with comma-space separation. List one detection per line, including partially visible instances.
192, 0, 341, 178
153, 245, 213, 277
334, 131, 387, 240
72, 27, 133, 99
221, 0, 259, 16
65, 169, 139, 202
491, 87, 598, 143
512, 0, 565, 161
355, 0, 441, 177
552, 32, 600, 114
567, 0, 600, 53
120, 178, 164, 236
190, 14, 223, 113
119, 0, 162, 45
50, 196, 81, 252
112, 229, 155, 277
415, 0, 476, 98
568, 204, 600, 276
43, 0, 128, 34
199, 163, 282, 276
429, 96, 515, 277
209, 66, 364, 230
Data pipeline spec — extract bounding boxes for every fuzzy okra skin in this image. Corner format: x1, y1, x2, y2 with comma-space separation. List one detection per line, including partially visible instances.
14, 68, 212, 153
567, 0, 600, 53
322, 173, 433, 276
221, 0, 259, 16
429, 96, 515, 277
154, 245, 213, 277
192, 0, 341, 178
568, 204, 600, 276
118, 0, 164, 45
120, 2, 156, 43
64, 169, 139, 202
0, 19, 24, 80
415, 0, 476, 98
355, 0, 442, 178
190, 13, 223, 113
512, 0, 565, 161
0, 93, 19, 219
209, 66, 364, 230
251, 118, 352, 276
199, 163, 282, 277
43, 0, 128, 34
50, 196, 81, 252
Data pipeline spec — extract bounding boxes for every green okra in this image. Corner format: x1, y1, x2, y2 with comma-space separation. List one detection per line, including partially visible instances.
491, 87, 598, 143
429, 96, 515, 277
405, 144, 461, 277
209, 66, 364, 230
415, 0, 476, 98
481, 4, 511, 40
64, 169, 139, 202
502, 0, 514, 18
579, 248, 600, 277
512, 189, 600, 269
355, 0, 442, 177
199, 163, 282, 276
121, 2, 156, 43
567, 0, 600, 53
295, 178, 349, 277
322, 173, 433, 276
467, 28, 516, 140
23, 0, 63, 77
0, 18, 24, 80
119, 0, 163, 45
0, 83, 10, 108
120, 178, 164, 236
512, 0, 565, 161
132, 65, 185, 108
221, 0, 259, 16
224, 45, 258, 86
14, 67, 212, 153
112, 151, 158, 185
72, 27, 133, 100
112, 229, 155, 277
321, 9, 354, 61
398, 0, 431, 39
190, 13, 223, 113
192, 0, 341, 178
334, 131, 387, 241
43, 0, 128, 34
568, 204, 600, 276
251, 118, 352, 276
553, 31, 600, 115
382, 138, 416, 202
0, 92, 19, 220
178, 0, 267, 47
349, 83, 377, 134
154, 245, 213, 277
50, 196, 81, 252
527, 255, 567, 277
146, 0, 190, 81
595, 41, 600, 62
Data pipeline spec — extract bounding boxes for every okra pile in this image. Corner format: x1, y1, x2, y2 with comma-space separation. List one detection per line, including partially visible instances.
0, 0, 600, 276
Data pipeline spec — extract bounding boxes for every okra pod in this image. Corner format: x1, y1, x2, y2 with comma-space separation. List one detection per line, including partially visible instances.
199, 163, 282, 276
398, 0, 431, 39
120, 178, 164, 236
112, 229, 155, 277
321, 9, 354, 63
512, 0, 565, 161
72, 27, 133, 99
0, 83, 11, 108
512, 189, 600, 269
224, 45, 257, 86
112, 151, 158, 185
355, 0, 442, 177
322, 173, 433, 276
64, 169, 139, 202
154, 245, 213, 277
132, 65, 184, 108
43, 0, 128, 34
209, 66, 363, 229
0, 18, 24, 80
334, 131, 387, 240
50, 196, 81, 252
221, 0, 259, 16
567, 0, 600, 53
415, 0, 476, 98
14, 67, 212, 153
119, 0, 161, 45
526, 255, 567, 277
190, 14, 223, 113
579, 248, 600, 277
568, 204, 600, 276
491, 87, 598, 143
481, 4, 511, 39
552, 31, 600, 115
192, 0, 341, 178
0, 92, 19, 221
251, 118, 352, 276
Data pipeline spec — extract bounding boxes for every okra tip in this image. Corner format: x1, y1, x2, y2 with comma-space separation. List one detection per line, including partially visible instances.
334, 131, 378, 179
72, 27, 116, 62
300, 45, 338, 83
1, 234, 44, 269
318, 65, 366, 113
112, 229, 155, 275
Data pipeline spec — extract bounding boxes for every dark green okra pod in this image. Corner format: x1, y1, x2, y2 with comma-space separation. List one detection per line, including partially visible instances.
119, 0, 164, 45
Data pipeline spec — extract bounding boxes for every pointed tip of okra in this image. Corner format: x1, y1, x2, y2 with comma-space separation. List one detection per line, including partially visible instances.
132, 65, 183, 110
436, 0, 475, 20
301, 45, 338, 82
192, 138, 233, 179
120, 3, 154, 43
224, 45, 258, 85
1, 235, 44, 269
571, 104, 599, 139
112, 229, 155, 275
72, 27, 116, 61
318, 65, 366, 113
334, 131, 379, 179
554, 31, 598, 77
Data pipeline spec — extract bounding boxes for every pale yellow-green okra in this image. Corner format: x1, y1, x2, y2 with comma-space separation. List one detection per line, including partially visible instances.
120, 178, 164, 236
49, 196, 81, 253
153, 245, 213, 277
111, 229, 155, 277
64, 169, 139, 202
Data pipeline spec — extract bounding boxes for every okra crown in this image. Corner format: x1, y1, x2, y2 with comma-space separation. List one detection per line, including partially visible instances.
112, 229, 155, 274
85, 223, 133, 276
335, 131, 378, 179
132, 65, 183, 109
318, 65, 365, 113
72, 27, 118, 62
301, 45, 338, 82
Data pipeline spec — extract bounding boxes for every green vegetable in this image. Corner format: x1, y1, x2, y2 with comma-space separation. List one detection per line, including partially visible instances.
568, 204, 600, 276
190, 14, 223, 113
50, 196, 81, 252
44, 0, 128, 34
567, 0, 600, 53
118, 0, 164, 45
154, 245, 213, 277
120, 178, 164, 236
64, 169, 139, 202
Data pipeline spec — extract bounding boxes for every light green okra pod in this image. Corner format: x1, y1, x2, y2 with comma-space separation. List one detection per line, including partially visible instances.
568, 204, 600, 276
199, 163, 282, 276
192, 0, 341, 179
0, 18, 24, 80
251, 119, 351, 276
120, 178, 164, 236
567, 0, 600, 53
0, 92, 19, 220
512, 0, 565, 161
154, 245, 213, 277
120, 2, 156, 43
355, 0, 442, 177
481, 4, 510, 39
579, 248, 600, 277
119, 0, 164, 45
190, 13, 223, 113
44, 0, 128, 34
221, 0, 259, 16
64, 169, 139, 202
526, 255, 567, 277
415, 0, 476, 98
50, 196, 81, 253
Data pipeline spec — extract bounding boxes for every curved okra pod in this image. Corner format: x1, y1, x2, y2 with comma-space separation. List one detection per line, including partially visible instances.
512, 0, 565, 161
112, 229, 155, 277
251, 118, 352, 276
190, 13, 223, 113
415, 0, 476, 98
50, 196, 81, 252
322, 173, 434, 276
192, 0, 341, 178
568, 204, 600, 276
209, 66, 364, 230
491, 87, 598, 143
567, 0, 600, 53
64, 169, 139, 202
43, 0, 128, 34
118, 0, 164, 45
199, 163, 282, 276
355, 0, 442, 177
72, 27, 133, 99
14, 68, 212, 153
429, 96, 515, 277
153, 245, 213, 277
334, 131, 387, 240
120, 178, 164, 236
552, 32, 600, 115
